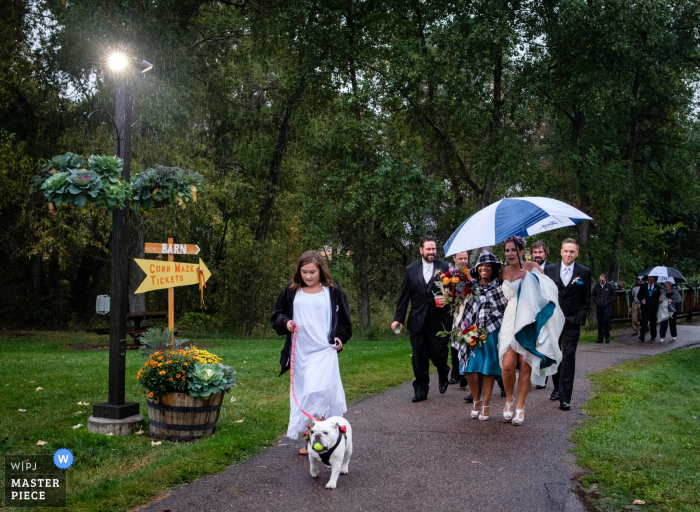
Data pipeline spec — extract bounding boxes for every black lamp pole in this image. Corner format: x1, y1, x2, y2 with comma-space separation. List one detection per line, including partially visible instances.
92, 66, 142, 421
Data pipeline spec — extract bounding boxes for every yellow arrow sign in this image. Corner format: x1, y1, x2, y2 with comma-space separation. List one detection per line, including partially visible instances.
134, 258, 211, 294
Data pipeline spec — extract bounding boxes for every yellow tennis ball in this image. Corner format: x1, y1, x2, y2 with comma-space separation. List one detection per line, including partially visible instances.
313, 442, 324, 451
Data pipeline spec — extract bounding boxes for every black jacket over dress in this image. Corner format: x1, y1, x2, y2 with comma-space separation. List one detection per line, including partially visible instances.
637, 282, 660, 340
271, 281, 352, 376
544, 262, 591, 404
393, 259, 452, 397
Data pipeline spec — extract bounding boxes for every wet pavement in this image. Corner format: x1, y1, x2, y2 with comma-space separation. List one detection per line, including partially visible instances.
138, 324, 700, 512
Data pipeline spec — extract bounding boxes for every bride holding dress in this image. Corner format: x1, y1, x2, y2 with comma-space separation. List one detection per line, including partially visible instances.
499, 236, 563, 426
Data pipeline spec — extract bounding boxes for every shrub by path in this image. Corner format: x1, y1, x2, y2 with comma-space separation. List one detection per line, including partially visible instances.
138, 325, 700, 512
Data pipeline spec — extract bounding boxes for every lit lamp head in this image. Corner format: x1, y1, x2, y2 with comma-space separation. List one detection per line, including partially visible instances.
107, 52, 153, 73
107, 52, 129, 71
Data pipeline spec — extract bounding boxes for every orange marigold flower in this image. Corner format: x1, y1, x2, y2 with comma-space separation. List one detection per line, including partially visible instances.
159, 370, 166, 375
166, 361, 171, 364
183, 362, 188, 366
169, 378, 173, 381
148, 392, 154, 397
137, 375, 141, 379
175, 374, 181, 378
158, 356, 163, 360
158, 363, 163, 367
182, 376, 186, 380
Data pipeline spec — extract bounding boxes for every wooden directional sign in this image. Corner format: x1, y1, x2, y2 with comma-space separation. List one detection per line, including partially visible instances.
144, 242, 200, 255
133, 258, 211, 294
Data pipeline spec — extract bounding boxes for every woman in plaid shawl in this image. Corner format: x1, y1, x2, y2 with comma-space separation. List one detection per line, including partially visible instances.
459, 250, 508, 421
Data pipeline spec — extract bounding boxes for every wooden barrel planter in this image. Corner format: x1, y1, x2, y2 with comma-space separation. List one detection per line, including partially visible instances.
147, 392, 224, 442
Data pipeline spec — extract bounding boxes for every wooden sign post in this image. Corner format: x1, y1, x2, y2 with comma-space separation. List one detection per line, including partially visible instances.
134, 238, 211, 339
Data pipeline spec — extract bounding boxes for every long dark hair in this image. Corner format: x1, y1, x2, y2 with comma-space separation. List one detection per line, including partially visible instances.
289, 251, 335, 291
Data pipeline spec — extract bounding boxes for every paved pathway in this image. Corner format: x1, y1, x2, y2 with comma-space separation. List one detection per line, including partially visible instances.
139, 325, 700, 512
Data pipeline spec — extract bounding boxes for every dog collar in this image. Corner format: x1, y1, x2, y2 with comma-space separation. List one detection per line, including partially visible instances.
318, 433, 345, 467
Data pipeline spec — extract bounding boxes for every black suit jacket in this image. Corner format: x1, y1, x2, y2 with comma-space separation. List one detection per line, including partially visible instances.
545, 262, 592, 327
393, 259, 452, 333
636, 283, 660, 314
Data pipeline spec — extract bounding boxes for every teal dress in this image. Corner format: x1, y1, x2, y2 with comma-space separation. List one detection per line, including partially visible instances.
464, 328, 502, 376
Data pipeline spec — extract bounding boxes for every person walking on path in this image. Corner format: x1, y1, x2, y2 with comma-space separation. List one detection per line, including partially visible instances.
499, 237, 563, 426
658, 281, 681, 343
459, 250, 507, 421
592, 273, 616, 344
392, 235, 452, 402
544, 238, 591, 411
638, 276, 660, 342
449, 251, 470, 387
270, 251, 352, 454
630, 276, 644, 335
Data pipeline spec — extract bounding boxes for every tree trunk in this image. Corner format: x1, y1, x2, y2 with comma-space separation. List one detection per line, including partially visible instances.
348, 5, 370, 329
48, 247, 59, 292
613, 74, 640, 281
31, 253, 44, 294
357, 225, 371, 330
128, 210, 146, 314
254, 76, 307, 244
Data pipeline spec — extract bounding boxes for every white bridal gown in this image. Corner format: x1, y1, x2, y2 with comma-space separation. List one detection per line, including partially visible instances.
498, 272, 564, 382
287, 286, 347, 439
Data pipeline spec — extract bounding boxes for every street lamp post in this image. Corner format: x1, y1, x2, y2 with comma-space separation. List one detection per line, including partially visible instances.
89, 54, 153, 435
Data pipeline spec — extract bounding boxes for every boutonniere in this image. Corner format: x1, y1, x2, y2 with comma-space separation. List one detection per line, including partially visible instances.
572, 277, 584, 285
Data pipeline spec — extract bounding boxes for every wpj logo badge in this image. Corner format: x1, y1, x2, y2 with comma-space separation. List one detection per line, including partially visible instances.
4, 451, 69, 508
53, 449, 73, 469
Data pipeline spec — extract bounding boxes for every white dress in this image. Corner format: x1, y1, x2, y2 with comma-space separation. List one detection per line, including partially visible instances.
287, 286, 347, 439
498, 272, 564, 383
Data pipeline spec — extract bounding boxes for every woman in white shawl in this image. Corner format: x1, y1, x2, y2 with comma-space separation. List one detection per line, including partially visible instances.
499, 236, 564, 426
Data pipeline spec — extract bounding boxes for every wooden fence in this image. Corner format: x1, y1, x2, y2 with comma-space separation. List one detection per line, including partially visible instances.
610, 286, 700, 323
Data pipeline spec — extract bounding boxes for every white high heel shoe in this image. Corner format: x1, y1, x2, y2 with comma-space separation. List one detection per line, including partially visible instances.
512, 409, 525, 426
471, 395, 483, 419
479, 404, 490, 421
503, 401, 514, 420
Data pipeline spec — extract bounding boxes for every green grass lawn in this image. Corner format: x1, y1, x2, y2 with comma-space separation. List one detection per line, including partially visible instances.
0, 332, 413, 511
573, 347, 700, 511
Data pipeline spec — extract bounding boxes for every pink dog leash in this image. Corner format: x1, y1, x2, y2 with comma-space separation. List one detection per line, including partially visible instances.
289, 321, 318, 422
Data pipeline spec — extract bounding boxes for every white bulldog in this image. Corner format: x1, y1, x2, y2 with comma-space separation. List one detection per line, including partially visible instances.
306, 416, 353, 489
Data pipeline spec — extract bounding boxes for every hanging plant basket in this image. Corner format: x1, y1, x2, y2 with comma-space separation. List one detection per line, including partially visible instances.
29, 155, 204, 215
131, 165, 204, 212
29, 153, 132, 214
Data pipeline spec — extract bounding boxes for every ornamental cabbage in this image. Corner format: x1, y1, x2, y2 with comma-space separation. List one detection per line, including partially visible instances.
187, 362, 236, 398
88, 155, 123, 183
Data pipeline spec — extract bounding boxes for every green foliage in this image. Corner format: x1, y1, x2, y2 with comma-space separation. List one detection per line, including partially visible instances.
131, 165, 204, 211
187, 362, 236, 398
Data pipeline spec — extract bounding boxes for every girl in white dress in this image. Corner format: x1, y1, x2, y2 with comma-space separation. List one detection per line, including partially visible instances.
499, 237, 564, 426
271, 251, 352, 454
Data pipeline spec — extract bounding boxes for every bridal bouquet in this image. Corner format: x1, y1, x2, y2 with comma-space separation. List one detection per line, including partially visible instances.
435, 267, 482, 348
452, 322, 488, 350
433, 266, 477, 307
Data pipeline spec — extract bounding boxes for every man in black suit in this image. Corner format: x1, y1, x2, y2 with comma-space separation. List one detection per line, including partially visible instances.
637, 276, 660, 342
531, 240, 551, 270
544, 238, 591, 411
392, 235, 451, 402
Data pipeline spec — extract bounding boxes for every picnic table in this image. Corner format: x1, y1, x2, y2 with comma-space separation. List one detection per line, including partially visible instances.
94, 311, 168, 345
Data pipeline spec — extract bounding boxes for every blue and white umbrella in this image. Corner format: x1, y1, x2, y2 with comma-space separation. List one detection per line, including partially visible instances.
444, 197, 592, 257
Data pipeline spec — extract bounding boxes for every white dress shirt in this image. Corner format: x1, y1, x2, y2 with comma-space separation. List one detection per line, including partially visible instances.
423, 261, 434, 284
560, 262, 574, 286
